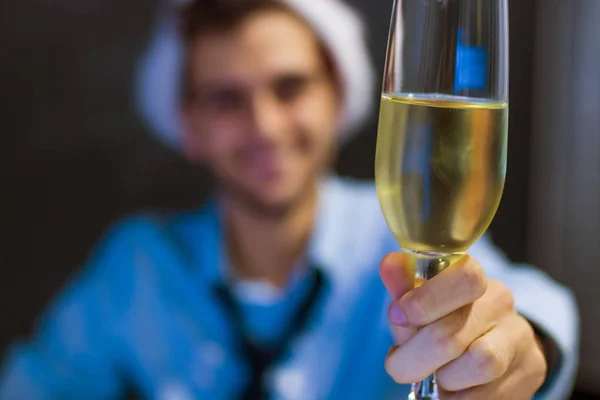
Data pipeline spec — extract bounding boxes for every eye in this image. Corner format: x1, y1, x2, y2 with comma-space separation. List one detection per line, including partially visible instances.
208, 89, 245, 112
193, 88, 245, 114
274, 75, 310, 103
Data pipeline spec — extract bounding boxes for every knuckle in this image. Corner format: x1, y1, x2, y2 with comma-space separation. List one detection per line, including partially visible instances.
518, 315, 538, 345
491, 280, 515, 311
502, 393, 526, 400
516, 315, 548, 388
531, 347, 548, 390
459, 259, 488, 299
468, 338, 508, 381
426, 324, 467, 361
403, 293, 431, 325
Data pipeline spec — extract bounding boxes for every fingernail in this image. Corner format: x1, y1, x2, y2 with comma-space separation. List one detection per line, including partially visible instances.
389, 306, 407, 326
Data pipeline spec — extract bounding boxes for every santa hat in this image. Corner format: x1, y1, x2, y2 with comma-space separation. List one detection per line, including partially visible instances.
135, 0, 376, 150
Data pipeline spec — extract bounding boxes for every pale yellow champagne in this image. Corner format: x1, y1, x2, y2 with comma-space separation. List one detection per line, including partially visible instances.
376, 93, 508, 257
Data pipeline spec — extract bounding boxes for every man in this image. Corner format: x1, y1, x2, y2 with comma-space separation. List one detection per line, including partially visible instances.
0, 0, 578, 399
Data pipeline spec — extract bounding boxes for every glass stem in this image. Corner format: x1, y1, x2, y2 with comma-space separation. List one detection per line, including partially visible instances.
410, 374, 438, 400
406, 251, 463, 400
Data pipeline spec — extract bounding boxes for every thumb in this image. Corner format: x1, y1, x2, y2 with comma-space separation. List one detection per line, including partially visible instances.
379, 252, 418, 345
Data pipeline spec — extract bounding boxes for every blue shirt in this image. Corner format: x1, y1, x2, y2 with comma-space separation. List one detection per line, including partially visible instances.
0, 177, 578, 400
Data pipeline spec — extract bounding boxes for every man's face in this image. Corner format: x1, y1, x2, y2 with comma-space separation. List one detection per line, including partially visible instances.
180, 10, 340, 213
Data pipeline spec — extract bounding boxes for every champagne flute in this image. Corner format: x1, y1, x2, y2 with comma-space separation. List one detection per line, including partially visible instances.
375, 0, 509, 399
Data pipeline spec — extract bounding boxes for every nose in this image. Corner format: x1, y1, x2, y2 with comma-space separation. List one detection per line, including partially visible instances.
249, 91, 289, 141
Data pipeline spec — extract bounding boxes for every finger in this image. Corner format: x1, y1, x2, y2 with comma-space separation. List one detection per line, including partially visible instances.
380, 253, 418, 345
390, 255, 487, 327
437, 283, 517, 391
385, 280, 514, 384
441, 336, 547, 400
439, 375, 533, 400
380, 252, 414, 298
437, 313, 526, 391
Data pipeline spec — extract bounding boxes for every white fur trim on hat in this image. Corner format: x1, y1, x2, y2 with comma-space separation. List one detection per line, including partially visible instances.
135, 0, 376, 150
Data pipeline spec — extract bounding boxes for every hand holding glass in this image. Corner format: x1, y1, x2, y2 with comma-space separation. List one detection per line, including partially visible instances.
375, 0, 509, 399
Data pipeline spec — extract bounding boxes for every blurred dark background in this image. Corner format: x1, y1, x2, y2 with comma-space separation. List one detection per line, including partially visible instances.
1, 0, 599, 398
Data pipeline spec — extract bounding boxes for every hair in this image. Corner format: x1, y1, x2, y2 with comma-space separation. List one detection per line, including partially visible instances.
179, 0, 289, 43
177, 0, 337, 104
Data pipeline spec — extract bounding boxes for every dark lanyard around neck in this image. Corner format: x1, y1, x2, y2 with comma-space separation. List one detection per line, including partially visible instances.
213, 268, 326, 400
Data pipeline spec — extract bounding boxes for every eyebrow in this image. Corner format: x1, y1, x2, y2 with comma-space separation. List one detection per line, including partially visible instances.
193, 70, 326, 93
192, 80, 246, 96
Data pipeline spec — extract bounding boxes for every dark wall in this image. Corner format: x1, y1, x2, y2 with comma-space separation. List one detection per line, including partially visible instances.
0, 0, 201, 353
528, 0, 600, 393
2, 0, 583, 395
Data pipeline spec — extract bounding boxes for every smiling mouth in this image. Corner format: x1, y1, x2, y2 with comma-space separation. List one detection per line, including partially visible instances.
243, 149, 287, 181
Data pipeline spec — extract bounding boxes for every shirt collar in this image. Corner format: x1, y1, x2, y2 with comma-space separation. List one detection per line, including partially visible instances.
189, 176, 344, 290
